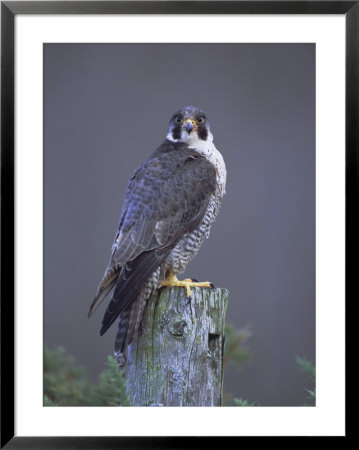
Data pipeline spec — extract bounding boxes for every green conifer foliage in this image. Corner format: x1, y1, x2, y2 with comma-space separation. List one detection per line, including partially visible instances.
44, 346, 129, 406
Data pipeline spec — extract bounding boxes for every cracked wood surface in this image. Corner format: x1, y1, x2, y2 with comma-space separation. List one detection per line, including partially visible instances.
125, 286, 228, 406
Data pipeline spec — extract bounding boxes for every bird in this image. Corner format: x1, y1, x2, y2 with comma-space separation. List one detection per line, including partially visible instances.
88, 106, 227, 363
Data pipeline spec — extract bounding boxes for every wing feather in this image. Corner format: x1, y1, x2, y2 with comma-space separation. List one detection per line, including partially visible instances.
90, 142, 217, 334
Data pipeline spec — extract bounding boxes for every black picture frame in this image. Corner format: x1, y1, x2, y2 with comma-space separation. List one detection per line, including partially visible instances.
1, 1, 354, 446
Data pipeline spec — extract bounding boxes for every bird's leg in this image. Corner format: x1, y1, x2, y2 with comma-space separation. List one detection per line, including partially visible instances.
162, 268, 213, 298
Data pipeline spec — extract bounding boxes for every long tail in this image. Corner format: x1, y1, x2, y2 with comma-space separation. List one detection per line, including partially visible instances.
114, 286, 147, 354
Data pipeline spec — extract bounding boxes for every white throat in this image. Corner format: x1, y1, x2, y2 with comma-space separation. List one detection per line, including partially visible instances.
166, 129, 213, 145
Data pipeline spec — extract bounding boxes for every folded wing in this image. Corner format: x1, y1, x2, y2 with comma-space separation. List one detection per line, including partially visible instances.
89, 144, 217, 336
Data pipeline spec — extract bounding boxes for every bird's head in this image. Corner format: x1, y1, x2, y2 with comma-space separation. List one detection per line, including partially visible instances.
166, 106, 213, 145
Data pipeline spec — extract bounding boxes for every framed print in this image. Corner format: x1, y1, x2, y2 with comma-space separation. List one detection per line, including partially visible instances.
1, 0, 355, 446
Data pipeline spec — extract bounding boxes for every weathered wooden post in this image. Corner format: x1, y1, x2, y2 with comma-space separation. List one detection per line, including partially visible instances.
125, 286, 228, 406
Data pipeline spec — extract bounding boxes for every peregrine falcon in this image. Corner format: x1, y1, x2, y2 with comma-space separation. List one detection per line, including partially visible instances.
88, 106, 227, 360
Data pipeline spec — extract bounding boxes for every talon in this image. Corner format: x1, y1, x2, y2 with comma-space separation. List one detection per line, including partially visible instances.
162, 269, 214, 298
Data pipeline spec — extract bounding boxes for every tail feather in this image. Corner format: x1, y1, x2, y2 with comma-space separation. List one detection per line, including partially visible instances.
114, 287, 146, 353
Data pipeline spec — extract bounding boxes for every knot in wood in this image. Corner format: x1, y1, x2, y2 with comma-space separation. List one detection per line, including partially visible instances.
168, 316, 188, 337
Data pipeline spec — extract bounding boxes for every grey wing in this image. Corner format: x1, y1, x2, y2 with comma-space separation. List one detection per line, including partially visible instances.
89, 149, 217, 334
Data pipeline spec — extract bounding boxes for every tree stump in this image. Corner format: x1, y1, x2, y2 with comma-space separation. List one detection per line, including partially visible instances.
125, 286, 228, 406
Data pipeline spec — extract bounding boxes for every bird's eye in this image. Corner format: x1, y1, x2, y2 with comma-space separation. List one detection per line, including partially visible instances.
196, 117, 205, 124
175, 117, 183, 124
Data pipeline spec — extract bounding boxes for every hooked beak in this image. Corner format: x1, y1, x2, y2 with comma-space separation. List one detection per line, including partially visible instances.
184, 120, 194, 134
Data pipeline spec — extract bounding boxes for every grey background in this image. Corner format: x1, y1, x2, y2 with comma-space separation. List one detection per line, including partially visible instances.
44, 43, 315, 406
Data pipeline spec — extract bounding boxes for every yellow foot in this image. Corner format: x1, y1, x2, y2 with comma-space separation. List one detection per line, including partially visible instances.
162, 270, 213, 298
